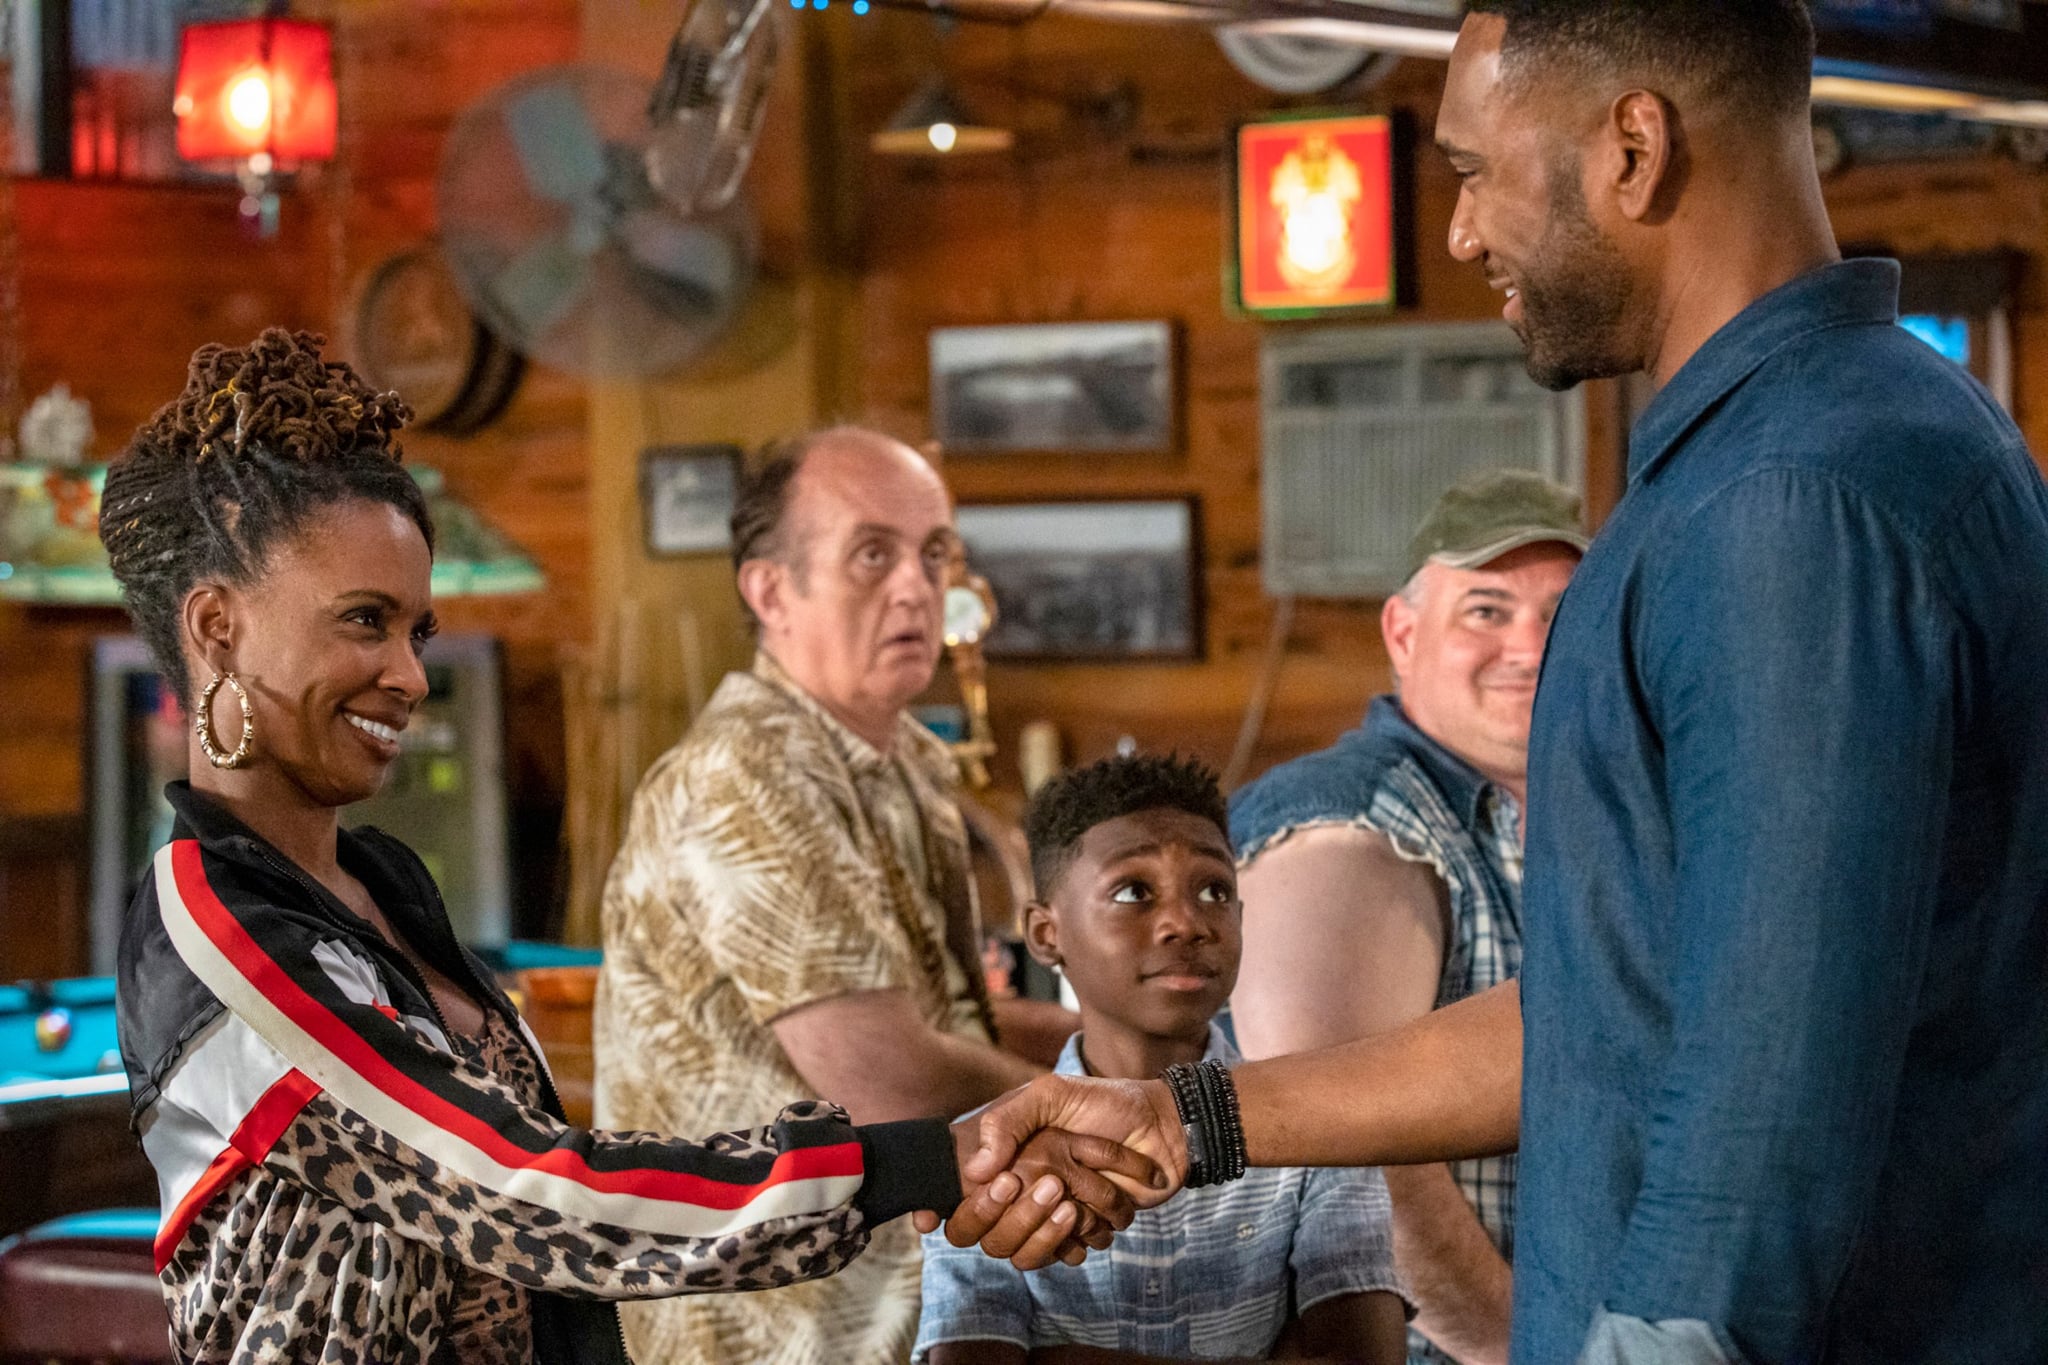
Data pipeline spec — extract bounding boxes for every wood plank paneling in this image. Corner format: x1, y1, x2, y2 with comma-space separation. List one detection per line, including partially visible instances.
8, 2, 2047, 976
844, 19, 1626, 790
835, 14, 2047, 796
0, 0, 584, 974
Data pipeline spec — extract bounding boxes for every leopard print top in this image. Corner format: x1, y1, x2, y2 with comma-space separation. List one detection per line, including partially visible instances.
157, 1004, 872, 1364
126, 786, 964, 1365
440, 1014, 542, 1363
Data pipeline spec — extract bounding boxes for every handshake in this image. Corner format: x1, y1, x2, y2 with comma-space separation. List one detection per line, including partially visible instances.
911, 1072, 1192, 1269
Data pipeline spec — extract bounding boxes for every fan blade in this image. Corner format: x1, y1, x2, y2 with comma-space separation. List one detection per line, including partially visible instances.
501, 82, 610, 205
643, 110, 719, 209
617, 209, 739, 308
489, 234, 594, 338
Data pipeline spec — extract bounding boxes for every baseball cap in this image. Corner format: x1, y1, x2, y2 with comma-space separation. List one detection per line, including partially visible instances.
1405, 469, 1589, 582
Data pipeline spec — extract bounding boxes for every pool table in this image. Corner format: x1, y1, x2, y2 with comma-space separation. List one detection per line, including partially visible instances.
0, 944, 605, 1237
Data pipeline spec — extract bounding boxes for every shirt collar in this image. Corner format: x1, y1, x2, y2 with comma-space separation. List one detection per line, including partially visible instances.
750, 649, 894, 775
1366, 695, 1497, 832
1054, 1021, 1238, 1077
162, 780, 433, 921
1627, 258, 1902, 486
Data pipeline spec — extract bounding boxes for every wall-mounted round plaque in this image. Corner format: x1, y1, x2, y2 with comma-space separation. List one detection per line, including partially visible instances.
351, 243, 525, 436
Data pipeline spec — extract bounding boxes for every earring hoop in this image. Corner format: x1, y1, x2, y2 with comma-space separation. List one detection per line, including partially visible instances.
196, 672, 255, 770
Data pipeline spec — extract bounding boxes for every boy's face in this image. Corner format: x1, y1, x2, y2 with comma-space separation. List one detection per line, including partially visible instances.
1026, 807, 1242, 1042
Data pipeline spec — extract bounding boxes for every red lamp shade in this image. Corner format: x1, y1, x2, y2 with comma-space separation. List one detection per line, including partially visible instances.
173, 18, 337, 163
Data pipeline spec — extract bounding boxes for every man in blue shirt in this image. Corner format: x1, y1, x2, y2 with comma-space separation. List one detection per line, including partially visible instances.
945, 3, 2048, 1362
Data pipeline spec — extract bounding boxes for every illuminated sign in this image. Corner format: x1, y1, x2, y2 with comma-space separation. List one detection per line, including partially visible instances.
1230, 112, 1407, 319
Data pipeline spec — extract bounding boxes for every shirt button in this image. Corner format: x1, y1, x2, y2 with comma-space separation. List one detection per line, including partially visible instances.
1145, 1277, 1160, 1297
1237, 1223, 1256, 1241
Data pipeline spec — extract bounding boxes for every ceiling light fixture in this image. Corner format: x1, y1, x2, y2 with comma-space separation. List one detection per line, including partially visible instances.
871, 79, 1015, 157
1965, 100, 2048, 129
1809, 74, 1982, 113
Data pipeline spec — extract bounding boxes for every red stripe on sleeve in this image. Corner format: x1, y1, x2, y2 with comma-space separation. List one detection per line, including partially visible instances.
153, 1068, 320, 1272
166, 841, 864, 1210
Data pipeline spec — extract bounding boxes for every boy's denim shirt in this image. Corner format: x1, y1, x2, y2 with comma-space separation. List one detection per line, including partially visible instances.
914, 1026, 1406, 1363
1230, 695, 1522, 1365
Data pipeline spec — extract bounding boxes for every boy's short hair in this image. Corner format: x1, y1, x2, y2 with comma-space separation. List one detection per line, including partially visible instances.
1023, 753, 1230, 899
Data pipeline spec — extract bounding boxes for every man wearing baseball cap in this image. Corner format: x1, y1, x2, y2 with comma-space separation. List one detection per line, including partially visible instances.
1228, 468, 1585, 1365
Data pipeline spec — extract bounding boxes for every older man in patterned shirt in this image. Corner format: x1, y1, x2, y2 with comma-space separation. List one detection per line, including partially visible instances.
595, 427, 1070, 1365
1228, 470, 1583, 1365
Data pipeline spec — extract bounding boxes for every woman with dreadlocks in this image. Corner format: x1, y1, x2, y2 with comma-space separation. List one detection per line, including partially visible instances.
101, 330, 1149, 1364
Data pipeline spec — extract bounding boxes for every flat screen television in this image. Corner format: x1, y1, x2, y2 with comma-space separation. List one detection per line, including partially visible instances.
86, 634, 512, 972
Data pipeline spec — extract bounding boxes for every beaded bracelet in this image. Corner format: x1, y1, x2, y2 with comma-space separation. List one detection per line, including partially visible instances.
1161, 1059, 1247, 1188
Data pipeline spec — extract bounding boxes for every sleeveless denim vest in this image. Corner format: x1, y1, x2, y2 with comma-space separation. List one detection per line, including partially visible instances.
1231, 697, 1522, 1365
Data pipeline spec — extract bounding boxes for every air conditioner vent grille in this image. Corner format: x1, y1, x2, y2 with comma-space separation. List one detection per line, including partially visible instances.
1261, 322, 1586, 598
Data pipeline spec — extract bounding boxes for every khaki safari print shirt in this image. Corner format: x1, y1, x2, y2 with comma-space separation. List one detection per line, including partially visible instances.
596, 651, 991, 1365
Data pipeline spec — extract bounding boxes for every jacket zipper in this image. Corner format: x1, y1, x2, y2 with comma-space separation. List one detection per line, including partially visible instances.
249, 839, 629, 1365
247, 843, 458, 1046
413, 874, 574, 1124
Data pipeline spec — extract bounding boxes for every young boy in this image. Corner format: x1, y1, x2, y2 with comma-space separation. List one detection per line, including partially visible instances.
916, 754, 1410, 1365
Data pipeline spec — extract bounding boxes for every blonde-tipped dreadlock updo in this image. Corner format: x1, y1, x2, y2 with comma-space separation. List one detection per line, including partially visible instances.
98, 328, 432, 703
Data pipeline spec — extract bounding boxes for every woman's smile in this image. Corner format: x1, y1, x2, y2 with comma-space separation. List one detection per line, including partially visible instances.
343, 709, 405, 760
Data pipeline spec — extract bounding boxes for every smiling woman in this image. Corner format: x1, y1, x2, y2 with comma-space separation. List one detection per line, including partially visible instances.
88, 332, 1098, 1365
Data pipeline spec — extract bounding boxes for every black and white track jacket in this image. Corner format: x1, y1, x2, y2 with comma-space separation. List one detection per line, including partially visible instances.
118, 782, 960, 1364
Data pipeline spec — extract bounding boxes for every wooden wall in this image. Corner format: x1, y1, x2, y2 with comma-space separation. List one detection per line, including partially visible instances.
6, 1, 2048, 974
0, 0, 583, 976
841, 17, 1629, 791
835, 14, 2048, 794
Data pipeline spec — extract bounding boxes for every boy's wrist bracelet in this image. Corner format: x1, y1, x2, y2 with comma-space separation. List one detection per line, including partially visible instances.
1161, 1059, 1246, 1189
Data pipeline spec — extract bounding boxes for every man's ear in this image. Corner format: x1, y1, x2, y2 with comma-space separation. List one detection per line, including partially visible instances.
1606, 88, 1681, 224
1021, 900, 1061, 967
736, 558, 785, 635
181, 583, 237, 680
1381, 589, 1418, 686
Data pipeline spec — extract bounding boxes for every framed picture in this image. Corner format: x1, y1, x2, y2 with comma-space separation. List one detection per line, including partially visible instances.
640, 444, 741, 556
955, 499, 1202, 661
930, 321, 1177, 455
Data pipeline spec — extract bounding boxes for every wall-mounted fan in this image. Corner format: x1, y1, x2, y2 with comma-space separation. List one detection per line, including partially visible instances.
436, 0, 781, 380
646, 0, 781, 214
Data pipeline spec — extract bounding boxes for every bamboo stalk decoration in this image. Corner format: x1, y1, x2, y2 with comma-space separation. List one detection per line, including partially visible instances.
558, 643, 615, 947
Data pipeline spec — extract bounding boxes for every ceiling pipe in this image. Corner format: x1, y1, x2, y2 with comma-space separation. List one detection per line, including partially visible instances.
1218, 17, 1454, 57
865, 0, 1461, 36
865, 0, 2048, 128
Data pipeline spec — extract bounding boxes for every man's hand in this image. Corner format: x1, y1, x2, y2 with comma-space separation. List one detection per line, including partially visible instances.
965, 1073, 1186, 1194
937, 1074, 1185, 1260
915, 1110, 1166, 1269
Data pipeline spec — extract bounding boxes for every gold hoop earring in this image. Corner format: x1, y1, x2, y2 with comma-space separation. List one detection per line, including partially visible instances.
195, 672, 255, 770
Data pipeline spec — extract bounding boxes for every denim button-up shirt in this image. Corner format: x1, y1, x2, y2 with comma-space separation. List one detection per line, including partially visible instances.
1517, 259, 2048, 1364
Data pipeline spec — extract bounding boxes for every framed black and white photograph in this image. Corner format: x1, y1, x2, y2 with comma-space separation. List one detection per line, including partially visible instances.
930, 321, 1177, 455
640, 444, 741, 557
955, 499, 1202, 661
